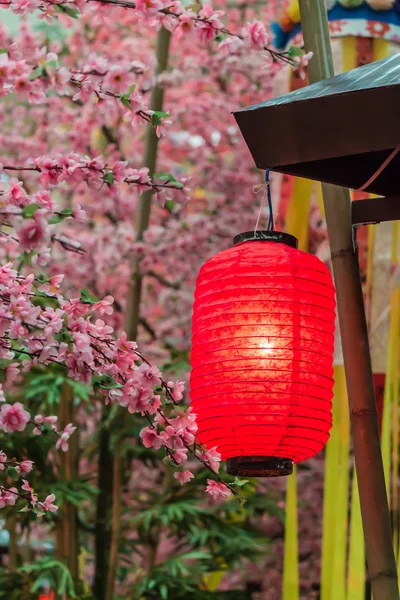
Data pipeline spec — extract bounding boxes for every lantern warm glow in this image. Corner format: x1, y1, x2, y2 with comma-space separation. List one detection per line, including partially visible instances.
190, 231, 336, 477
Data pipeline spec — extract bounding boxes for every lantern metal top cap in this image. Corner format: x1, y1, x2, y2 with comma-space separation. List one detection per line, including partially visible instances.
233, 54, 400, 196
233, 230, 298, 249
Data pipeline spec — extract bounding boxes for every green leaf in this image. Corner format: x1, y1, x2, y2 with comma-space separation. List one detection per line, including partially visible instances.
22, 203, 41, 218
48, 214, 62, 224
160, 584, 168, 599
54, 4, 80, 18
153, 171, 173, 181
127, 84, 136, 96
185, 3, 202, 13
119, 95, 131, 110
66, 379, 90, 401
151, 111, 169, 126
0, 49, 8, 55
46, 60, 58, 70
92, 373, 122, 390
104, 172, 115, 184
7, 467, 20, 482
29, 66, 46, 80
54, 331, 74, 344
287, 45, 304, 58
48, 209, 73, 224
165, 200, 175, 212
79, 288, 100, 304
57, 568, 69, 594
153, 172, 183, 189
233, 478, 250, 487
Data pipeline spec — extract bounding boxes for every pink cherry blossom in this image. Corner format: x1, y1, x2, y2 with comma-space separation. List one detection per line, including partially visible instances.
218, 37, 244, 56
205, 480, 231, 501
4, 179, 28, 206
174, 470, 194, 484
37, 493, 58, 516
18, 211, 48, 251
0, 487, 18, 508
21, 479, 36, 504
245, 20, 269, 50
119, 383, 153, 414
0, 402, 30, 433
20, 460, 34, 473
94, 295, 114, 316
140, 426, 167, 450
176, 14, 195, 40
293, 51, 314, 79
135, 0, 164, 16
172, 447, 188, 464
55, 423, 77, 452
137, 363, 161, 387
203, 447, 221, 473
167, 380, 185, 402
38, 274, 64, 297
0, 451, 7, 470
6, 362, 20, 384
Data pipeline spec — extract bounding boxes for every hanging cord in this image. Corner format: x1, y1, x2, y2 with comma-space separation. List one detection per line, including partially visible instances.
266, 169, 274, 231
356, 147, 400, 192
253, 169, 274, 234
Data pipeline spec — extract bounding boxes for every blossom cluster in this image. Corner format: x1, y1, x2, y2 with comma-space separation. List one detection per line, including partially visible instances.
0, 0, 300, 65
0, 449, 57, 515
0, 261, 233, 506
0, 42, 175, 133
0, 0, 310, 513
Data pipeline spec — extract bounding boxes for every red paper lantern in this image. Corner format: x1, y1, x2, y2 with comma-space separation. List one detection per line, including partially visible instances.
190, 231, 336, 477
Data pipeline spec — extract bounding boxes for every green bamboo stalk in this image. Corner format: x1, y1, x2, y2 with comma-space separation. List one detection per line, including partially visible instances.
390, 225, 400, 560
282, 468, 299, 600
93, 405, 114, 600
347, 469, 366, 600
125, 27, 172, 341
321, 384, 339, 600
331, 367, 350, 600
391, 288, 400, 557
381, 333, 392, 503
104, 28, 172, 600
298, 2, 399, 597
105, 440, 121, 600
5, 516, 18, 571
57, 385, 79, 589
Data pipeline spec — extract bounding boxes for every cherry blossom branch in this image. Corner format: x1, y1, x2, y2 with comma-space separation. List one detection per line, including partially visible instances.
87, 0, 296, 65
147, 270, 182, 290
0, 484, 58, 516
0, 0, 300, 67
152, 408, 240, 498
0, 162, 185, 194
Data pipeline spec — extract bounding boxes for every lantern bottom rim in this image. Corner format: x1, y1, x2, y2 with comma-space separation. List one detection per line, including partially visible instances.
226, 456, 293, 478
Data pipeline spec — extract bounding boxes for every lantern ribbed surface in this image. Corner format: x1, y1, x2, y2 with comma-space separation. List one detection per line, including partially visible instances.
190, 236, 336, 468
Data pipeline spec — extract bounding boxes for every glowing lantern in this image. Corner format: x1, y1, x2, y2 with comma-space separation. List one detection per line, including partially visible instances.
190, 231, 336, 477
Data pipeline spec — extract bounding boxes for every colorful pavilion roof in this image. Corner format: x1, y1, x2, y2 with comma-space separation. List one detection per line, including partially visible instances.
273, 1, 400, 49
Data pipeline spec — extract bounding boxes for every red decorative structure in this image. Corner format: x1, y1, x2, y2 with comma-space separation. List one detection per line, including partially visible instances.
190, 231, 336, 477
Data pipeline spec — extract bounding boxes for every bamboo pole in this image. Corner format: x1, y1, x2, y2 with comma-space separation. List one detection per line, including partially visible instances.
282, 468, 299, 600
104, 28, 172, 599
105, 440, 121, 600
297, 1, 399, 598
93, 405, 114, 600
56, 385, 79, 589
5, 516, 18, 571
125, 26, 172, 341
347, 469, 366, 600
